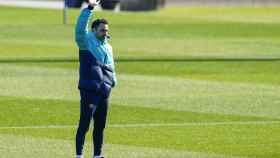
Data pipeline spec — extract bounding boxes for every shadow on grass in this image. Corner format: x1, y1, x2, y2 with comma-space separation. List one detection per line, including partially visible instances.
0, 57, 280, 63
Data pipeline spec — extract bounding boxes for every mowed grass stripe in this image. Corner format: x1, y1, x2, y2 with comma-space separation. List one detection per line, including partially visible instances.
0, 134, 249, 158
1, 120, 280, 129
1, 123, 279, 158
2, 37, 280, 59
0, 96, 279, 157
0, 64, 279, 119
1, 96, 276, 127
7, 59, 280, 85
1, 6, 280, 59
1, 96, 279, 157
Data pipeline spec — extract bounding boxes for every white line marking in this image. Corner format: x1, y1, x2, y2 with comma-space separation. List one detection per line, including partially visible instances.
109, 120, 280, 127
0, 121, 280, 129
0, 0, 63, 9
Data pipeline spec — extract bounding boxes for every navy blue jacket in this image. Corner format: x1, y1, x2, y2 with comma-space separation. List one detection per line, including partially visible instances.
78, 50, 114, 97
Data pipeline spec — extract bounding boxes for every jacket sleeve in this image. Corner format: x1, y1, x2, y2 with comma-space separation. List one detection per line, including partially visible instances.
107, 46, 117, 87
75, 7, 94, 50
110, 51, 117, 87
112, 65, 117, 88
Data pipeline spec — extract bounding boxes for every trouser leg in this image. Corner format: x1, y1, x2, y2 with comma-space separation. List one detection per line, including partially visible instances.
93, 98, 109, 156
76, 91, 98, 155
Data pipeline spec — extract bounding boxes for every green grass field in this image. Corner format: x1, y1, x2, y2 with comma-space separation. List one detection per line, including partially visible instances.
0, 6, 280, 158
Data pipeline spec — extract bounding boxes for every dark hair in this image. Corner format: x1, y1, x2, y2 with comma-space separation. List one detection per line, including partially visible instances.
91, 19, 109, 30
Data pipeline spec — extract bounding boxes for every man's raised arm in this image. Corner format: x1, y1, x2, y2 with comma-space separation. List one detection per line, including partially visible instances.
75, 0, 99, 50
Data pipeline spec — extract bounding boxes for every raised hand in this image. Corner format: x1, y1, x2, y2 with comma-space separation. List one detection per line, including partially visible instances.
88, 0, 100, 7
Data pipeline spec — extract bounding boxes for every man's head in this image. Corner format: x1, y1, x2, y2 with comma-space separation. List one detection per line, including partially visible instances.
91, 19, 109, 40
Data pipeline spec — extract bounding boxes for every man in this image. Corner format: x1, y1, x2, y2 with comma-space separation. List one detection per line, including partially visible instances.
75, 0, 117, 158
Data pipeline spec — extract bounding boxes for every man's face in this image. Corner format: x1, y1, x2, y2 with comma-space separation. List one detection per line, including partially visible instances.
95, 23, 109, 40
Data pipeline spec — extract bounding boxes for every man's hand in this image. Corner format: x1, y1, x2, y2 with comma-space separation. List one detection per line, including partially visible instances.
88, 0, 100, 7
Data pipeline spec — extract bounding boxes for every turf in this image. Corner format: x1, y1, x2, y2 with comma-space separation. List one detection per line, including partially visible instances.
1, 6, 280, 59
0, 96, 279, 157
0, 5, 280, 158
